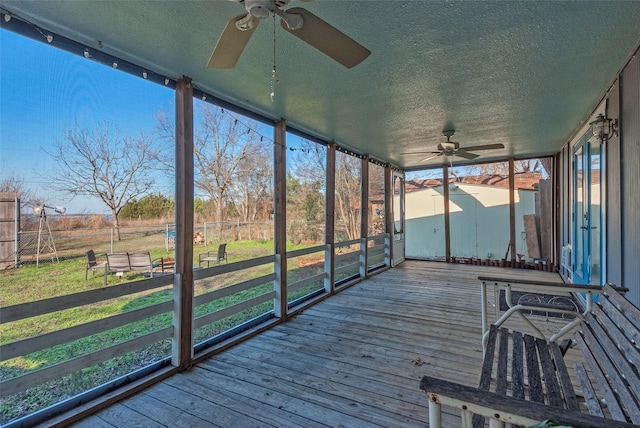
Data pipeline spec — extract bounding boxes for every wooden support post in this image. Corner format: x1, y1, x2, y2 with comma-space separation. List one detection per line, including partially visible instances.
273, 119, 287, 318
360, 156, 369, 278
443, 164, 451, 263
384, 166, 393, 267
325, 142, 336, 293
509, 158, 516, 263
172, 76, 194, 370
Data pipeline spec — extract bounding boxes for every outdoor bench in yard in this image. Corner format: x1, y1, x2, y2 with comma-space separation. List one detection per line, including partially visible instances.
104, 252, 160, 285
421, 282, 638, 427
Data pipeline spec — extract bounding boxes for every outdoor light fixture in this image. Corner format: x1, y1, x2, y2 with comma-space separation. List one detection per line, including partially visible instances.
589, 113, 618, 141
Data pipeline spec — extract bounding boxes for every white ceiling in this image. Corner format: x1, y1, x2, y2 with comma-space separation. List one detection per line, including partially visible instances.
2, 0, 640, 170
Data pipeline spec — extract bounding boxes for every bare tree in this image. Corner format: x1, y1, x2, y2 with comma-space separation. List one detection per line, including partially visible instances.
293, 140, 362, 241
46, 122, 160, 240
232, 145, 273, 222
159, 105, 266, 228
0, 175, 42, 208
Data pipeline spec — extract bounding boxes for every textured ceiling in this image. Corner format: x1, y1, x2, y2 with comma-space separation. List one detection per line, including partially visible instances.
2, 0, 640, 170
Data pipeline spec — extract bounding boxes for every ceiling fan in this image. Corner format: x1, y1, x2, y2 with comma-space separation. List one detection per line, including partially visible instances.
207, 0, 371, 69
408, 130, 505, 163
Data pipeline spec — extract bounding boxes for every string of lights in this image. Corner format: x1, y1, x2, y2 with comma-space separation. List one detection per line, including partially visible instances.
1, 9, 401, 172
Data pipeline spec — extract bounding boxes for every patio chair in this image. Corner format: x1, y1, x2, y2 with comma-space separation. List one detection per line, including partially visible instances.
85, 249, 108, 280
199, 243, 228, 268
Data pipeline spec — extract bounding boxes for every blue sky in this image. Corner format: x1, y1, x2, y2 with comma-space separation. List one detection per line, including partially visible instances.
1, 29, 176, 213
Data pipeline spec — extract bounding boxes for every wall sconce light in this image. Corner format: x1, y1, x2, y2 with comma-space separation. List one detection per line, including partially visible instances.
589, 113, 618, 141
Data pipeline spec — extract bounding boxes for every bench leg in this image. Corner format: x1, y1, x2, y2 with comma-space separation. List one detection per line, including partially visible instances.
461, 409, 473, 428
429, 400, 442, 428
489, 420, 505, 428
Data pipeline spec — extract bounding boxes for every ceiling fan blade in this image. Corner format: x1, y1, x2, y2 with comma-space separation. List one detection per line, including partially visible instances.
207, 14, 260, 69
281, 7, 371, 68
420, 153, 444, 162
461, 143, 505, 152
455, 150, 480, 160
400, 150, 441, 155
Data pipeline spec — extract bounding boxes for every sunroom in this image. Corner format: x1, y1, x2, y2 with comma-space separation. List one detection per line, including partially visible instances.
1, 1, 640, 427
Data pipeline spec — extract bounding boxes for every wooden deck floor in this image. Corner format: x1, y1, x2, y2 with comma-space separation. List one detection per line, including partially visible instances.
73, 260, 565, 428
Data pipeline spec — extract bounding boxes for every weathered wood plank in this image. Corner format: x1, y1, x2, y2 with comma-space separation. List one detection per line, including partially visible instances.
574, 332, 627, 421
574, 362, 605, 418
121, 390, 220, 428
421, 375, 638, 428
511, 330, 525, 400
495, 328, 509, 395
72, 261, 567, 428
535, 337, 563, 408
549, 342, 579, 411
523, 334, 543, 403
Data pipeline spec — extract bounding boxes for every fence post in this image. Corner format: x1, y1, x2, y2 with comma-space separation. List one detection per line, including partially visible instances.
14, 196, 20, 268
110, 227, 114, 253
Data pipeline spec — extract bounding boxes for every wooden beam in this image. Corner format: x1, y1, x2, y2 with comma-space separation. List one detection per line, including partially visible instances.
273, 119, 287, 318
359, 157, 369, 278
325, 142, 336, 293
443, 164, 451, 263
384, 166, 393, 266
172, 76, 194, 370
509, 158, 516, 263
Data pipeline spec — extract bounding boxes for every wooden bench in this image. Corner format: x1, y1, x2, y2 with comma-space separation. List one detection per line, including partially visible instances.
479, 276, 609, 348
421, 281, 638, 427
572, 283, 640, 424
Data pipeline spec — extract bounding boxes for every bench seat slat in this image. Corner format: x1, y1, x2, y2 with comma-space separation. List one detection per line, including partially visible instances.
479, 325, 498, 391
511, 330, 525, 400
574, 362, 605, 418
523, 334, 544, 403
495, 328, 509, 395
473, 325, 499, 428
535, 337, 563, 408
574, 332, 628, 422
549, 342, 579, 411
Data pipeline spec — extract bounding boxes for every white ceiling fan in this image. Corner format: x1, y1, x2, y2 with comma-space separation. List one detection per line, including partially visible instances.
207, 0, 371, 69
405, 130, 505, 163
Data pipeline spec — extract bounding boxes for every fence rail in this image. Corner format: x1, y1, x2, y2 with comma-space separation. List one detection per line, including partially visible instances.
1, 233, 390, 425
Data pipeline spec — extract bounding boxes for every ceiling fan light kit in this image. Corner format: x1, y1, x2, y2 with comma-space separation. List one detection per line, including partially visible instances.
400, 130, 505, 164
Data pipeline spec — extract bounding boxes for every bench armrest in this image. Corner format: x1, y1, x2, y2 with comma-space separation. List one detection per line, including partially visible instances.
478, 276, 605, 292
420, 376, 636, 428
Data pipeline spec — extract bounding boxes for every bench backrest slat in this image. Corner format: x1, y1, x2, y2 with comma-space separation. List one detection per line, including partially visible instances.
106, 253, 130, 270
599, 293, 640, 347
580, 316, 640, 423
128, 252, 152, 271
603, 284, 640, 331
574, 331, 629, 422
573, 362, 605, 418
586, 311, 640, 406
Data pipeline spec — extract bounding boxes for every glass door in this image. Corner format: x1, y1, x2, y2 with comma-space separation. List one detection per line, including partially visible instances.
391, 172, 405, 265
572, 133, 602, 285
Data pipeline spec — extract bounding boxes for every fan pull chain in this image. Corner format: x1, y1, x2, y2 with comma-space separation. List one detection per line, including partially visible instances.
270, 12, 279, 102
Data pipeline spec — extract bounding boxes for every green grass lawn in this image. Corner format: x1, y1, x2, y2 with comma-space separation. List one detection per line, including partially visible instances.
0, 238, 335, 424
